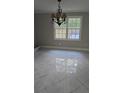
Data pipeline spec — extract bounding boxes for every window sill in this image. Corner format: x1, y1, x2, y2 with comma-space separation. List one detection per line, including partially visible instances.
54, 39, 81, 41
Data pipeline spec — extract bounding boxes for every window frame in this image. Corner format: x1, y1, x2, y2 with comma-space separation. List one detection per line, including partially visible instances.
54, 16, 83, 41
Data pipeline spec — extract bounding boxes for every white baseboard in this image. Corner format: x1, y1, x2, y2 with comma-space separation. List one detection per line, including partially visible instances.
40, 46, 89, 51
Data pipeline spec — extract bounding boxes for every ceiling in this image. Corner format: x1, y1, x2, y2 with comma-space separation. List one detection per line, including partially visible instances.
34, 0, 89, 13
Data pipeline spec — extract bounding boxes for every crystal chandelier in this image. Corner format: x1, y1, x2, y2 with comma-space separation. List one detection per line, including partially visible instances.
51, 0, 66, 26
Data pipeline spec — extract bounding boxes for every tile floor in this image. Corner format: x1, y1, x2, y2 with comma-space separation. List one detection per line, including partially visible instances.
34, 48, 89, 93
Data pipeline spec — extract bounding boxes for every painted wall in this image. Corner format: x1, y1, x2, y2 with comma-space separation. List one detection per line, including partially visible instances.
34, 12, 89, 49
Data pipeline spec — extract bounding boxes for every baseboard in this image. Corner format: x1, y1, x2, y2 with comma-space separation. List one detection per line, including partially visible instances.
40, 46, 89, 51
34, 46, 41, 52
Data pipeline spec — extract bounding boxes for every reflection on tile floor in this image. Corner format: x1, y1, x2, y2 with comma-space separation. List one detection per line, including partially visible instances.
34, 48, 89, 93
56, 58, 78, 73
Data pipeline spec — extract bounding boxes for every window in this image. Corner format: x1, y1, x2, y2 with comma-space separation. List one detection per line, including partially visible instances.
54, 16, 82, 40
55, 22, 66, 39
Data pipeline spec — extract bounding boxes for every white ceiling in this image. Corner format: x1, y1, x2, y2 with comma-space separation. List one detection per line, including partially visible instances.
34, 0, 89, 13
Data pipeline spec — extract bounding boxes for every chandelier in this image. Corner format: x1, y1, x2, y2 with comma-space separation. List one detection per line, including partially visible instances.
51, 0, 66, 26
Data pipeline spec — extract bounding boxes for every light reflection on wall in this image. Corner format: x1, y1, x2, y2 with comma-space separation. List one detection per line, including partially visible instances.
56, 58, 78, 74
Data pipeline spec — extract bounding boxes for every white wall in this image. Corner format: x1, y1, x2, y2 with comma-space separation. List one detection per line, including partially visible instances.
34, 12, 89, 49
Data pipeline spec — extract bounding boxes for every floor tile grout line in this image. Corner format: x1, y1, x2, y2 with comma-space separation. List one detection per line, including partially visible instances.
43, 74, 67, 91
69, 86, 81, 93
76, 78, 89, 90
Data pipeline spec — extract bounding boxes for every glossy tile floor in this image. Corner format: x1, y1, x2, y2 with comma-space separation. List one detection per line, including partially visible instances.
34, 48, 89, 93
